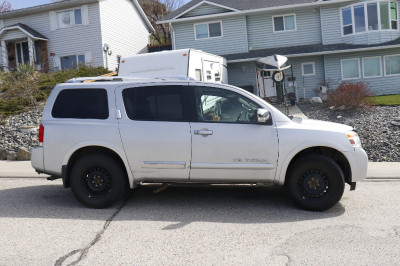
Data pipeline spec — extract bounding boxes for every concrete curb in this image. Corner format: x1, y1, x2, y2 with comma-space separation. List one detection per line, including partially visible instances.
366, 162, 400, 179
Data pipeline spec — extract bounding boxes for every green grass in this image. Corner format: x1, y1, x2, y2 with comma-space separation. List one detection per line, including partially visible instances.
369, 94, 400, 106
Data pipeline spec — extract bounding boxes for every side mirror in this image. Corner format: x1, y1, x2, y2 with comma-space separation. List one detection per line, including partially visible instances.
257, 109, 271, 124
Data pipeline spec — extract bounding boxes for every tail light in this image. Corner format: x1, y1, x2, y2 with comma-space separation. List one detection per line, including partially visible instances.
39, 124, 44, 144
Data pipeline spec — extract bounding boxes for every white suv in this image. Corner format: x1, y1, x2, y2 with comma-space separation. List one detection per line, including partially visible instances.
31, 77, 368, 211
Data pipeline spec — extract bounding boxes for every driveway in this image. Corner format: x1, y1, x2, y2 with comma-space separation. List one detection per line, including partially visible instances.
1, 174, 400, 265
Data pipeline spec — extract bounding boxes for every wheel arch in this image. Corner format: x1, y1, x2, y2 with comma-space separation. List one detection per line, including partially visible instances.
62, 143, 135, 188
278, 146, 352, 186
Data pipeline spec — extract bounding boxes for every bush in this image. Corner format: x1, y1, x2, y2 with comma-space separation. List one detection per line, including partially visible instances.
325, 81, 375, 110
38, 66, 111, 89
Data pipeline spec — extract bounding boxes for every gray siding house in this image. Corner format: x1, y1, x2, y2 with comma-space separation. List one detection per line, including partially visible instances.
159, 0, 400, 99
0, 0, 153, 72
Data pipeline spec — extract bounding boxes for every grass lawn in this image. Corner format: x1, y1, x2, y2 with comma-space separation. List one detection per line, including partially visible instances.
369, 94, 400, 106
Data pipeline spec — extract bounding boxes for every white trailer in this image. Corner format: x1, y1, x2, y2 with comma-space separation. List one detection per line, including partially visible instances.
118, 49, 228, 83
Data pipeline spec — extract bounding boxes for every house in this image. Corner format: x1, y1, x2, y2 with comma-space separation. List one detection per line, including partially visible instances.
0, 0, 154, 72
159, 0, 400, 99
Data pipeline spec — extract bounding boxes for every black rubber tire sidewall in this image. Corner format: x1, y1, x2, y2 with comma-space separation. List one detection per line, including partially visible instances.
70, 154, 128, 208
286, 154, 345, 211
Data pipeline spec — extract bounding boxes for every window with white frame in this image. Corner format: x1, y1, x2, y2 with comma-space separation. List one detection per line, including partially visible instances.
57, 8, 82, 29
273, 14, 296, 32
60, 54, 85, 70
384, 54, 400, 75
341, 58, 360, 80
341, 1, 398, 36
363, 57, 382, 78
195, 22, 222, 39
302, 62, 315, 76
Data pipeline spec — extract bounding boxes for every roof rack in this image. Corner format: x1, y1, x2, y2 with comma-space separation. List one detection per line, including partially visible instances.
65, 76, 196, 83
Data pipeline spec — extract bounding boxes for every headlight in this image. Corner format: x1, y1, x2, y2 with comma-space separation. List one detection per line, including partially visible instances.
346, 131, 362, 148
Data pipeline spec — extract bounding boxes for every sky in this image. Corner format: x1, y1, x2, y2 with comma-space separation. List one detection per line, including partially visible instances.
6, 0, 190, 10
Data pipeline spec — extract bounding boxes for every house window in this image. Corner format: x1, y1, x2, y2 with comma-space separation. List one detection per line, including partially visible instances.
354, 4, 366, 33
342, 8, 353, 35
384, 55, 400, 75
302, 62, 315, 76
57, 8, 82, 29
363, 57, 382, 78
381, 2, 390, 29
60, 54, 85, 70
342, 1, 398, 35
367, 3, 379, 30
195, 22, 222, 39
273, 14, 296, 32
391, 2, 398, 29
341, 58, 360, 80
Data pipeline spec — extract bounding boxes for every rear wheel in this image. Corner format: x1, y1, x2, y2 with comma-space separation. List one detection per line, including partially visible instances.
70, 154, 128, 208
286, 154, 345, 211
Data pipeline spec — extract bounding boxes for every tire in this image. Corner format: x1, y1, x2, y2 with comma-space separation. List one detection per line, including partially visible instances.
70, 154, 128, 208
286, 154, 345, 211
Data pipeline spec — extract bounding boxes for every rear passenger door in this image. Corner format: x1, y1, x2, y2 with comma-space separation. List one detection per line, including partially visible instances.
115, 84, 193, 182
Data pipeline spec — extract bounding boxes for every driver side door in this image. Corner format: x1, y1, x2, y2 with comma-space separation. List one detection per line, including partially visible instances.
189, 85, 279, 182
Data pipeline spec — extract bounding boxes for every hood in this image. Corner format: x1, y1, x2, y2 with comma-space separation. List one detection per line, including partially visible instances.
296, 119, 353, 133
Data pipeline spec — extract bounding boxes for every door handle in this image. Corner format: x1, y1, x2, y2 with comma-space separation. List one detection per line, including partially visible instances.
194, 130, 213, 136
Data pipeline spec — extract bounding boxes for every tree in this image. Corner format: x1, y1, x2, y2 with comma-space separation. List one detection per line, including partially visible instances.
138, 0, 184, 45
0, 0, 12, 12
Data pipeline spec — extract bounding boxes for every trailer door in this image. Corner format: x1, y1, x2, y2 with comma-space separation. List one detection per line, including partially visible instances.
203, 60, 221, 83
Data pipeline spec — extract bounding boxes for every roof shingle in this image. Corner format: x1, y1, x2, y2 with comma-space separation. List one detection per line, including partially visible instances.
223, 38, 400, 61
163, 0, 323, 21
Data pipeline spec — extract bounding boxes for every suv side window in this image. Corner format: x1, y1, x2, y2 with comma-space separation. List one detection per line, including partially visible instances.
195, 86, 261, 124
123, 86, 189, 122
52, 89, 109, 119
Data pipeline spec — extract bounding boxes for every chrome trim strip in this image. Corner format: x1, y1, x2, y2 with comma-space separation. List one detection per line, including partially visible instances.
191, 163, 274, 170
141, 161, 186, 169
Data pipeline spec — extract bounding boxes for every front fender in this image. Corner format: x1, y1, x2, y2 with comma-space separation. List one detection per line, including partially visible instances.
62, 141, 136, 188
275, 141, 351, 185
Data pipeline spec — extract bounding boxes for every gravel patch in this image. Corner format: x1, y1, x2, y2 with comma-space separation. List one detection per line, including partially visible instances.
0, 107, 43, 155
297, 103, 400, 162
1, 103, 399, 162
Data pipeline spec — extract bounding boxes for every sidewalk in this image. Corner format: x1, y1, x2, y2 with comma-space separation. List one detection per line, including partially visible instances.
0, 161, 399, 179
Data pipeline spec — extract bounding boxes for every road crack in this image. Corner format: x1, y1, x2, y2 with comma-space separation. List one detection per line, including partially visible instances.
54, 199, 127, 266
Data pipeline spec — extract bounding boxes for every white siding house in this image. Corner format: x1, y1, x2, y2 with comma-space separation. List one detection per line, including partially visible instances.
0, 0, 153, 72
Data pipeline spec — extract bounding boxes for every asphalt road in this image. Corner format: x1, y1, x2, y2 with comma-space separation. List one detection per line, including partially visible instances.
1, 176, 400, 265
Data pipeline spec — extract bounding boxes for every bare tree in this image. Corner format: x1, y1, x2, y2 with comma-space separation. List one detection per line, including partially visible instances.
0, 0, 12, 12
138, 0, 184, 45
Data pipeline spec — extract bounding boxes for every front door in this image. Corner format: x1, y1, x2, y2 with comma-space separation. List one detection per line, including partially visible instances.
190, 85, 279, 182
116, 84, 192, 181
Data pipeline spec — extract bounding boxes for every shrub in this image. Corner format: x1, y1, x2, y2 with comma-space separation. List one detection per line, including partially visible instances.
38, 66, 111, 89
325, 81, 375, 110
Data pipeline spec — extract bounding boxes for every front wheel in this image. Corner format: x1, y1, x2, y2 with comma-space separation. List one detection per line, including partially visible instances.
286, 154, 345, 211
70, 154, 128, 208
